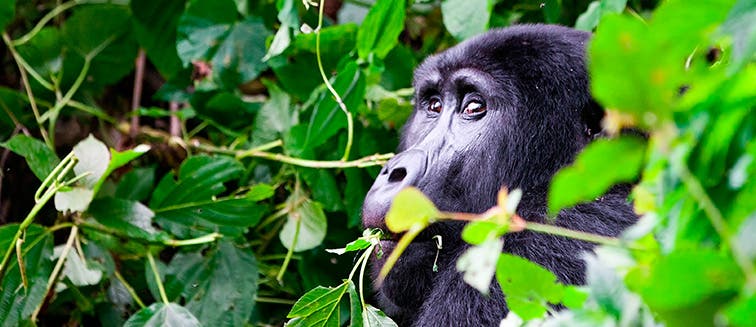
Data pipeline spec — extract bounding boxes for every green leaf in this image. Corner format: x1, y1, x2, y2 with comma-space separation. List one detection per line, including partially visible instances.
548, 137, 645, 215
721, 293, 756, 327
169, 241, 259, 326
150, 155, 243, 208
385, 187, 439, 233
574, 0, 627, 31
1, 135, 59, 181
347, 281, 364, 327
94, 144, 150, 194
363, 304, 398, 327
87, 198, 168, 243
0, 87, 31, 136
300, 168, 344, 211
303, 61, 366, 151
542, 0, 561, 24
638, 251, 742, 310
251, 81, 295, 145
356, 0, 406, 59
54, 187, 95, 212
456, 236, 502, 295
14, 27, 62, 87
0, 224, 53, 326
115, 166, 156, 201
124, 303, 201, 327
496, 254, 565, 320
326, 238, 372, 255
62, 4, 138, 87
130, 0, 186, 79
461, 221, 501, 245
0, 0, 14, 31
280, 199, 327, 252
177, 0, 270, 89
441, 0, 494, 41
286, 282, 349, 327
155, 195, 266, 238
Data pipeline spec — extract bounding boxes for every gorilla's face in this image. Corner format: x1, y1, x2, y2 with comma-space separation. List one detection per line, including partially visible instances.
361, 25, 602, 318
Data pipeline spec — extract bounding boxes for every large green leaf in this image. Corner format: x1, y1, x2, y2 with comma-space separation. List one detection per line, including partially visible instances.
130, 0, 186, 79
302, 62, 365, 152
62, 4, 138, 87
1, 134, 59, 181
279, 199, 327, 252
115, 166, 156, 201
149, 155, 263, 238
250, 81, 295, 146
87, 198, 169, 243
385, 187, 438, 233
0, 224, 53, 326
124, 302, 201, 327
0, 0, 14, 31
441, 0, 494, 41
176, 0, 270, 89
574, 0, 627, 31
548, 137, 645, 215
356, 0, 406, 59
286, 282, 349, 327
166, 241, 259, 326
495, 254, 565, 320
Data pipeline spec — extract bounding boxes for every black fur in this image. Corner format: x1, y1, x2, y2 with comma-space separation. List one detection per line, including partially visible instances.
362, 24, 637, 326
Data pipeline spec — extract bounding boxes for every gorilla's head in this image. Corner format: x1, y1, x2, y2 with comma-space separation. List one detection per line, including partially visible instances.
361, 25, 610, 324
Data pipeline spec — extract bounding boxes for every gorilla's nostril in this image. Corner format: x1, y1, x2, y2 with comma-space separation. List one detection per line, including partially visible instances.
388, 168, 407, 183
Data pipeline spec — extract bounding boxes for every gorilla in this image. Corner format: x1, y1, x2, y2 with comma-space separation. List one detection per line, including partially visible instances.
362, 24, 638, 326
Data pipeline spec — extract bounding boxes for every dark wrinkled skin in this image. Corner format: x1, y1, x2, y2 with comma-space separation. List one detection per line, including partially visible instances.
362, 25, 638, 327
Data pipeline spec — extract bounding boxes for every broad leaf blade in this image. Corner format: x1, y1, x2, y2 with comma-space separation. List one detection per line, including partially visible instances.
356, 0, 406, 59
124, 302, 201, 327
1, 135, 59, 181
548, 137, 645, 215
385, 187, 439, 233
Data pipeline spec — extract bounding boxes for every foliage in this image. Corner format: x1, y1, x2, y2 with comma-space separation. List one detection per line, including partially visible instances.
0, 0, 755, 326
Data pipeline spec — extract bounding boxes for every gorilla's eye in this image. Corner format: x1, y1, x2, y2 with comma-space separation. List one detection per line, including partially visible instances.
463, 101, 486, 116
428, 99, 442, 113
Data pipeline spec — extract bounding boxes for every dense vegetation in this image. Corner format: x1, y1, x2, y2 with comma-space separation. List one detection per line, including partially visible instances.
0, 0, 754, 326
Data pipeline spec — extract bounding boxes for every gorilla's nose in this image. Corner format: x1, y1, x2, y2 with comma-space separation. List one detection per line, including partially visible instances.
362, 149, 427, 228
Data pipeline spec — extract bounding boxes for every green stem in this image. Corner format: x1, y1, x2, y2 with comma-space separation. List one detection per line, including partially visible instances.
114, 269, 146, 309
276, 217, 301, 284
12, 1, 78, 46
2, 32, 52, 147
525, 222, 624, 247
44, 57, 91, 146
0, 186, 57, 281
315, 0, 354, 161
147, 252, 170, 304
163, 233, 222, 247
678, 162, 756, 291
357, 244, 374, 307
238, 151, 393, 168
255, 296, 297, 305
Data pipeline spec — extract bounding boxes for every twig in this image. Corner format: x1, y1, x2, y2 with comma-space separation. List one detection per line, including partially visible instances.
131, 49, 146, 137
315, 0, 354, 161
169, 101, 180, 137
12, 1, 78, 47
146, 252, 170, 304
677, 162, 756, 290
31, 226, 78, 320
114, 269, 146, 309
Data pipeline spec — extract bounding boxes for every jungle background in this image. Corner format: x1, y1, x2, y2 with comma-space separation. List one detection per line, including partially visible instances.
1, 0, 755, 326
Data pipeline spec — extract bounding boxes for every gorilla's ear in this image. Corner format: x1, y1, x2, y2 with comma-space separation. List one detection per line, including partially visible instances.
581, 100, 605, 138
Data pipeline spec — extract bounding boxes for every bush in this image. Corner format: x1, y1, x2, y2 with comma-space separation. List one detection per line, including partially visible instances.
0, 0, 754, 326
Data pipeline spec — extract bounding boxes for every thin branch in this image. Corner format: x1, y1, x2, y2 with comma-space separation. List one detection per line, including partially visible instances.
315, 0, 354, 161
114, 269, 146, 309
146, 252, 170, 304
32, 226, 78, 320
131, 50, 146, 137
12, 1, 78, 47
169, 101, 180, 137
677, 162, 756, 290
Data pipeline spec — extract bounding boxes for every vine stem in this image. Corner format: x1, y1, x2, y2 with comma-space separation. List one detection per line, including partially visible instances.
12, 1, 78, 47
147, 252, 170, 304
315, 0, 354, 161
677, 161, 756, 291
276, 215, 300, 284
114, 270, 146, 309
2, 32, 51, 147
